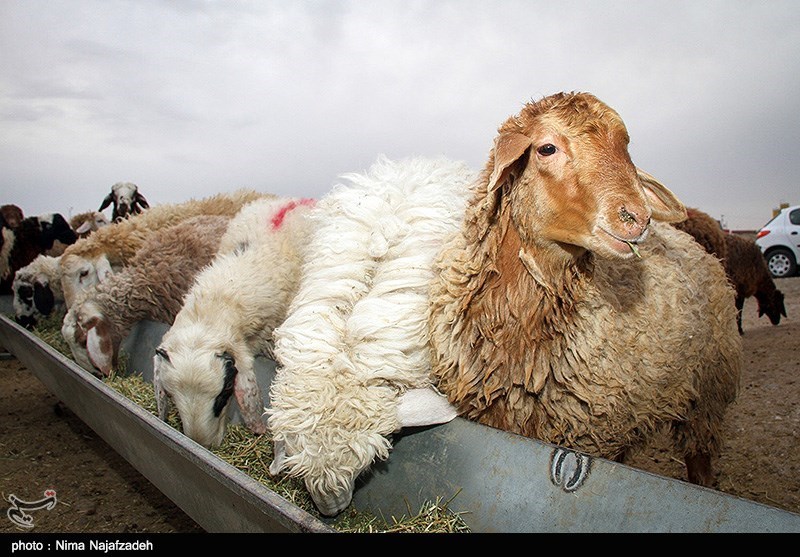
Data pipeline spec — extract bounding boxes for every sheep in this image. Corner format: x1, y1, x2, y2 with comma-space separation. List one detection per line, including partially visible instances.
429, 92, 741, 490
70, 211, 110, 238
673, 207, 728, 264
671, 208, 786, 334
1, 204, 24, 229
153, 196, 315, 449
59, 188, 271, 309
723, 232, 786, 335
61, 215, 232, 376
266, 156, 473, 516
99, 182, 150, 222
12, 255, 64, 329
1, 213, 78, 294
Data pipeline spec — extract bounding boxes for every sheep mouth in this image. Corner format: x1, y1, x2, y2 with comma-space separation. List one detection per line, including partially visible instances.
596, 226, 649, 258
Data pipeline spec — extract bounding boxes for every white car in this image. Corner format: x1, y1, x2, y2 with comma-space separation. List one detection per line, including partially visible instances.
755, 204, 800, 278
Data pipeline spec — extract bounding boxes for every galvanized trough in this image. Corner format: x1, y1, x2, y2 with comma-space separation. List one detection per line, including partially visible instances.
2, 299, 799, 533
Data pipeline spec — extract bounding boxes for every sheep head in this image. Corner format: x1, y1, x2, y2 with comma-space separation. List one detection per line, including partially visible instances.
153, 326, 267, 448
59, 252, 114, 308
73, 212, 110, 237
757, 288, 787, 326
12, 257, 61, 329
100, 182, 150, 222
483, 92, 686, 262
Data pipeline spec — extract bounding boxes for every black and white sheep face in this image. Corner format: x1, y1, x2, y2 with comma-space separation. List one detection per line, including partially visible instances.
99, 182, 149, 222
153, 345, 239, 449
13, 271, 55, 329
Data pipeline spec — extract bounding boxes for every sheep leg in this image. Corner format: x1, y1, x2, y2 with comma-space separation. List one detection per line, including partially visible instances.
684, 452, 713, 487
735, 296, 745, 335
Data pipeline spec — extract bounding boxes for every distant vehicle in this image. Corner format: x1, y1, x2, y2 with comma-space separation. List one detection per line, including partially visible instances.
755, 204, 800, 278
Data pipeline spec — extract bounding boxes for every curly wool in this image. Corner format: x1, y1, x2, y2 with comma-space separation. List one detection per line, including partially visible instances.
62, 215, 231, 373
266, 156, 474, 501
155, 197, 314, 448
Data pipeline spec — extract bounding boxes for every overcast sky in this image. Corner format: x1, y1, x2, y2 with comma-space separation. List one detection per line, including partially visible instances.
2, 0, 798, 230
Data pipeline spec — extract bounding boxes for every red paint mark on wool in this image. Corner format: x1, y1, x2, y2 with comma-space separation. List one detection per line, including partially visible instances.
271, 198, 316, 230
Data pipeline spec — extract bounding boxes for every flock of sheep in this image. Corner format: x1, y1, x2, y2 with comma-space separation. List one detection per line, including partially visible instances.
0, 91, 788, 518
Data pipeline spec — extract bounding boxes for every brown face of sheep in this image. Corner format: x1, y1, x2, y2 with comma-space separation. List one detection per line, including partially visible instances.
487, 93, 687, 260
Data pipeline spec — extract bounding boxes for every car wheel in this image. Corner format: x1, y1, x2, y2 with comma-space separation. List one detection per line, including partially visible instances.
766, 248, 797, 278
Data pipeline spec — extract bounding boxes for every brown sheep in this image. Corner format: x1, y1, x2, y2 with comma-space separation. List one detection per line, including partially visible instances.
1, 204, 24, 229
673, 207, 728, 264
429, 92, 742, 488
724, 233, 786, 335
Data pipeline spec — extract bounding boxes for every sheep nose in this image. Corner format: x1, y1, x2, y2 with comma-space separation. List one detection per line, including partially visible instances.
618, 206, 650, 236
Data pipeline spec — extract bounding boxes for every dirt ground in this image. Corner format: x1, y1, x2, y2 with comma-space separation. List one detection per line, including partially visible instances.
1, 277, 799, 533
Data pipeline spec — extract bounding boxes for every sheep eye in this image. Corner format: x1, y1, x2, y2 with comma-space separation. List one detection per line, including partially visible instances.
155, 347, 170, 362
79, 269, 90, 279
537, 144, 557, 156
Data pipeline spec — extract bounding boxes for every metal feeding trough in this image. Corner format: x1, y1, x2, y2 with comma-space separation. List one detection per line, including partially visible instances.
2, 301, 799, 533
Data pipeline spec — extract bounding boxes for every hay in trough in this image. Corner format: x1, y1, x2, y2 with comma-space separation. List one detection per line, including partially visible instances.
103, 372, 470, 533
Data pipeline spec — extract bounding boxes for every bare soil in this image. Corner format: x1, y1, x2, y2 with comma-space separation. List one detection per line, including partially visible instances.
1, 277, 799, 533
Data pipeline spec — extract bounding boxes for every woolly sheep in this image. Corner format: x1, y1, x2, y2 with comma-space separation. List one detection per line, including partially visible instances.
266, 157, 472, 516
99, 182, 150, 222
12, 255, 64, 329
429, 92, 741, 489
70, 211, 110, 238
153, 197, 315, 449
1, 213, 78, 294
61, 215, 232, 376
673, 207, 728, 264
59, 189, 271, 308
723, 232, 786, 335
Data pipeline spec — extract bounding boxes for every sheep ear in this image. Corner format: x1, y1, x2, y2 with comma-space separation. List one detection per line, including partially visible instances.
95, 257, 114, 283
636, 168, 687, 224
268, 439, 287, 476
396, 387, 458, 429
75, 221, 92, 234
233, 354, 267, 435
99, 193, 114, 212
33, 282, 55, 316
488, 132, 533, 192
153, 352, 170, 422
84, 316, 115, 376
134, 192, 149, 210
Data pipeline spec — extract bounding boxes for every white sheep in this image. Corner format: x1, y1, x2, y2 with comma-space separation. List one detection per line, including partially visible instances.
12, 254, 64, 329
59, 189, 271, 309
61, 215, 232, 376
153, 197, 315, 449
99, 182, 150, 222
429, 92, 741, 487
266, 156, 472, 516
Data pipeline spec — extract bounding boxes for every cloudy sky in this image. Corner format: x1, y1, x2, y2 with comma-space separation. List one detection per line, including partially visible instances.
2, 0, 798, 231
